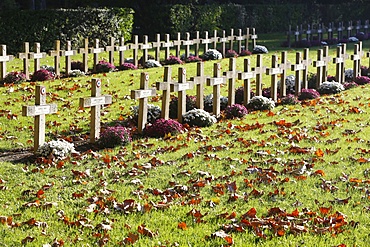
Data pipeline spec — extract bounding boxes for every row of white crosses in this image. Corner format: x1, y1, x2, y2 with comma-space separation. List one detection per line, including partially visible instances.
22, 42, 367, 152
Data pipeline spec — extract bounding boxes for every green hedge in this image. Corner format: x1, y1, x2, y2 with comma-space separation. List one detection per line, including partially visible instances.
0, 7, 134, 54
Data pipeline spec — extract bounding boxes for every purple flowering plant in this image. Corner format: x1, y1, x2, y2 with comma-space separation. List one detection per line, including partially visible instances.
239, 50, 252, 56
71, 61, 84, 71
298, 88, 320, 100
98, 126, 132, 148
163, 56, 183, 65
343, 81, 358, 90
95, 60, 116, 73
118, 63, 138, 71
225, 49, 238, 58
224, 104, 248, 119
235, 86, 255, 105
281, 94, 300, 105
183, 55, 202, 63
143, 118, 184, 138
354, 76, 370, 85
1, 71, 26, 85
31, 69, 55, 82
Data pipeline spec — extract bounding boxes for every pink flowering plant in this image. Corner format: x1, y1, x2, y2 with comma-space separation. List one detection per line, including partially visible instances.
225, 49, 238, 58
143, 118, 184, 138
239, 49, 252, 56
224, 104, 248, 119
354, 76, 370, 85
98, 126, 132, 148
1, 71, 26, 85
235, 87, 255, 105
343, 81, 358, 90
298, 88, 320, 100
31, 69, 55, 82
118, 63, 138, 71
281, 94, 300, 105
95, 60, 116, 73
163, 56, 183, 65
183, 55, 202, 63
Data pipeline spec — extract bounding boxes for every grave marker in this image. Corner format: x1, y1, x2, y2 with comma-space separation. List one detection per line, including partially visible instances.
252, 54, 266, 96
90, 39, 105, 72
22, 85, 57, 152
131, 73, 157, 133
228, 28, 235, 51
322, 46, 331, 82
364, 20, 369, 34
337, 22, 344, 40
183, 32, 194, 58
29, 43, 46, 73
317, 23, 323, 42
152, 34, 162, 62
79, 78, 112, 143
210, 30, 219, 50
236, 29, 244, 54
48, 40, 61, 77
314, 49, 327, 88
105, 37, 115, 65
162, 34, 174, 59
0, 45, 14, 80
78, 38, 90, 73
278, 51, 290, 97
220, 30, 228, 56
61, 41, 76, 75
291, 49, 311, 95
17, 42, 31, 80
306, 24, 312, 41
327, 22, 333, 40
170, 68, 193, 122
223, 57, 239, 105
207, 63, 226, 116
351, 41, 363, 78
201, 31, 211, 54
333, 45, 345, 83
190, 62, 209, 109
250, 28, 258, 49
173, 33, 182, 57
244, 28, 250, 51
193, 31, 201, 57
116, 37, 128, 66
130, 35, 139, 67
238, 58, 255, 106
267, 54, 284, 101
140, 35, 153, 64
156, 66, 173, 119
347, 20, 353, 38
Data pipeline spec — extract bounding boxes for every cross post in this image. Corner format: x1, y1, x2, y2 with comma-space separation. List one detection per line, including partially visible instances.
0, 45, 14, 80
207, 63, 226, 117
250, 28, 258, 49
183, 32, 194, 59
223, 57, 239, 105
140, 35, 153, 65
201, 31, 211, 54
130, 35, 139, 67
210, 30, 219, 50
238, 58, 255, 106
228, 28, 235, 51
48, 40, 61, 77
267, 54, 284, 101
156, 66, 173, 120
193, 31, 201, 57
105, 37, 115, 65
79, 78, 112, 143
29, 43, 46, 73
17, 42, 31, 80
351, 41, 363, 78
291, 51, 307, 96
278, 51, 291, 97
173, 33, 182, 58
162, 34, 174, 59
22, 85, 57, 152
61, 40, 77, 75
116, 37, 128, 66
235, 29, 244, 54
152, 34, 162, 62
313, 49, 326, 88
90, 39, 105, 72
190, 62, 209, 110
220, 30, 228, 56
333, 45, 345, 83
78, 38, 89, 73
253, 54, 266, 96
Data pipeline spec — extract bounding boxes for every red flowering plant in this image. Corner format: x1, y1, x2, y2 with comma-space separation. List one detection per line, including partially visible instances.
143, 118, 184, 138
183, 55, 202, 63
343, 81, 358, 90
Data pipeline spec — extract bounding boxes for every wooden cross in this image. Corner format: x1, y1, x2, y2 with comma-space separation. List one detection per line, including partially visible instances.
170, 68, 193, 123
277, 51, 290, 97
156, 66, 173, 120
228, 28, 235, 51
355, 20, 362, 34
90, 39, 105, 72
201, 31, 211, 54
238, 58, 255, 106
79, 78, 112, 143
351, 41, 363, 78
210, 30, 219, 50
292, 48, 311, 91
235, 29, 244, 54
223, 57, 239, 105
347, 20, 353, 38
327, 22, 333, 40
60, 41, 77, 75
173, 33, 182, 57
364, 20, 369, 34
244, 28, 251, 51
337, 22, 344, 40
250, 28, 258, 49
220, 30, 228, 56
252, 54, 266, 96
130, 35, 139, 67
29, 43, 46, 73
105, 37, 115, 65
116, 37, 128, 66
190, 62, 209, 110
162, 34, 173, 59
333, 45, 345, 83
78, 38, 90, 73
306, 24, 312, 41
131, 73, 156, 133
314, 49, 327, 88
321, 46, 331, 82
193, 31, 201, 57
22, 85, 57, 152
207, 63, 226, 117
267, 54, 285, 101
294, 26, 300, 45
0, 45, 14, 80
17, 42, 31, 80
183, 32, 194, 59
317, 24, 323, 42
48, 40, 61, 77
152, 34, 162, 62
140, 35, 153, 64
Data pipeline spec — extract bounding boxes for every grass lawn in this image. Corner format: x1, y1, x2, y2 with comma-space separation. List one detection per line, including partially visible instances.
1, 33, 370, 246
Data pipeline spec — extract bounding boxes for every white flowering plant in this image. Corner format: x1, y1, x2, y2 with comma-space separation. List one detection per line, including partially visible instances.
252, 45, 268, 54
345, 69, 354, 82
247, 96, 275, 111
183, 109, 217, 127
277, 75, 297, 95
130, 104, 161, 124
144, 60, 162, 68
318, 81, 345, 95
68, 69, 85, 77
36, 139, 75, 160
201, 49, 223, 61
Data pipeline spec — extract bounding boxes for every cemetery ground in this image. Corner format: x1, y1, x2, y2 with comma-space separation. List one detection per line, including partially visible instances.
1, 34, 370, 246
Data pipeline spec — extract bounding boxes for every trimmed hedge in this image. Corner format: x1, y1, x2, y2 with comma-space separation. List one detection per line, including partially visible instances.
0, 7, 134, 54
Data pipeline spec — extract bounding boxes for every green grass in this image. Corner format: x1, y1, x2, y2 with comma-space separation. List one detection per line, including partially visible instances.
1, 34, 370, 246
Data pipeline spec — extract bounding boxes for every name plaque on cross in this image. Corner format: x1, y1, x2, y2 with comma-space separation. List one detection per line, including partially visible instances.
314, 60, 325, 67
219, 38, 228, 42
141, 44, 152, 49
23, 104, 57, 116
269, 68, 282, 75
33, 53, 44, 59
295, 64, 305, 70
131, 89, 156, 99
64, 50, 75, 56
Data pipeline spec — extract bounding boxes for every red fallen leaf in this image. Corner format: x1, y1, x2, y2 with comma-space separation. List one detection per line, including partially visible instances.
276, 228, 285, 237
267, 111, 275, 116
313, 170, 325, 176
319, 206, 332, 215
102, 154, 111, 164
36, 189, 45, 199
242, 207, 257, 218
315, 148, 324, 157
267, 207, 285, 216
21, 236, 35, 244
335, 244, 346, 247
358, 157, 369, 163
349, 178, 362, 183
137, 224, 157, 238
211, 230, 234, 245
289, 208, 300, 217
178, 222, 187, 230
57, 160, 64, 169
122, 232, 139, 245
72, 192, 84, 198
